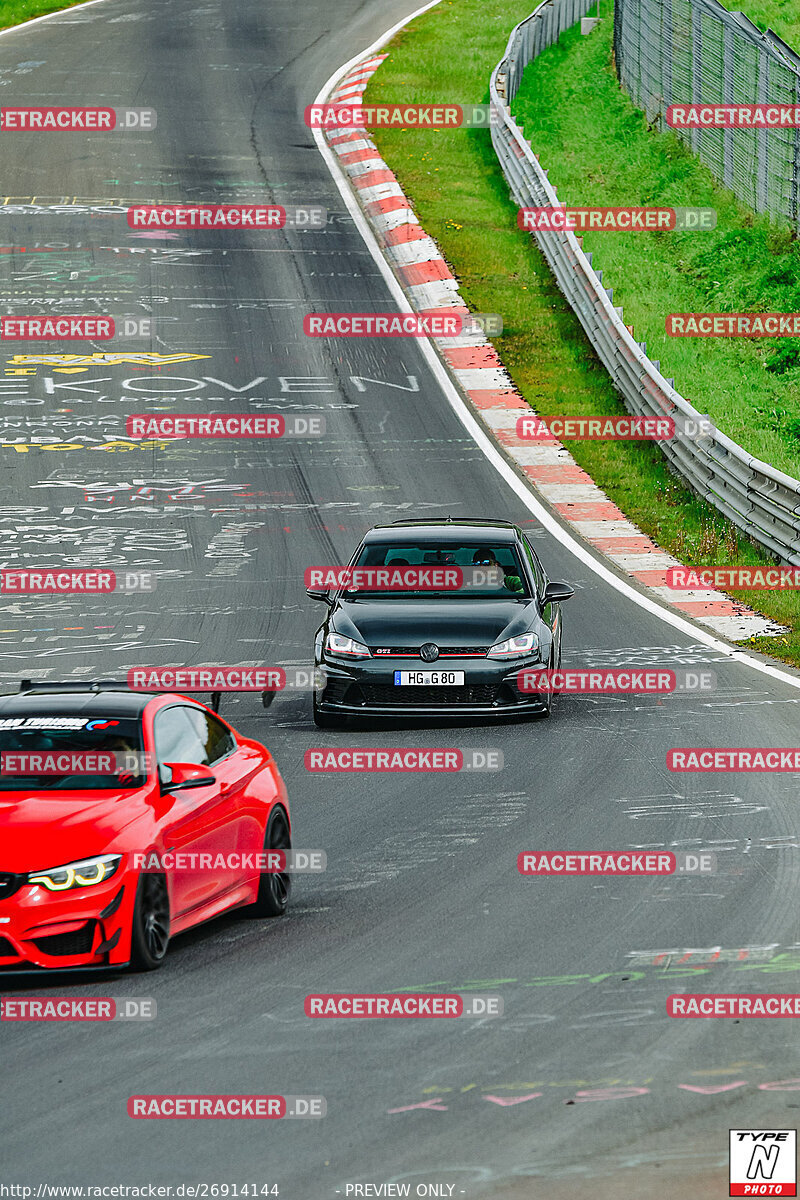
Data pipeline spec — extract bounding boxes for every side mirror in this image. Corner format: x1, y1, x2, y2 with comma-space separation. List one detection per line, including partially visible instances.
306, 587, 333, 605
542, 581, 574, 605
161, 762, 216, 792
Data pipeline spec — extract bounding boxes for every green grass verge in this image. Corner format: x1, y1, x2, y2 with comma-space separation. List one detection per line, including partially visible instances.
1, 0, 89, 32
512, 15, 800, 479
363, 0, 800, 665
728, 0, 800, 48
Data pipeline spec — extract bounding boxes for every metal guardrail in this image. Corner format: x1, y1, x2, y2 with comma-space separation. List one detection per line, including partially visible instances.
615, 0, 800, 233
489, 0, 800, 565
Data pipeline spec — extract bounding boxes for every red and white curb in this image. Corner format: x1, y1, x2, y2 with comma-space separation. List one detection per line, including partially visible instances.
324, 58, 785, 643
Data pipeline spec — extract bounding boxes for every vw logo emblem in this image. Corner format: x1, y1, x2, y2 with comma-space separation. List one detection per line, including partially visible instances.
420, 642, 439, 663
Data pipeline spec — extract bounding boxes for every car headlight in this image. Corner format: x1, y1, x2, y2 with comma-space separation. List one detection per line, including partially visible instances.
28, 854, 122, 892
486, 632, 539, 660
325, 632, 370, 659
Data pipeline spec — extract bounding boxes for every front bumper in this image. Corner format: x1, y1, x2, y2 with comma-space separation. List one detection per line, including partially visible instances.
0, 869, 134, 971
316, 655, 549, 717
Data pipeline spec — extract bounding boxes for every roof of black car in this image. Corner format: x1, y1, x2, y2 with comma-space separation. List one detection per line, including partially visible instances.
0, 687, 151, 717
367, 520, 519, 543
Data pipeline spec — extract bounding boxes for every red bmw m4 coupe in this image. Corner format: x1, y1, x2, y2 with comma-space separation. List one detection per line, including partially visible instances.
0, 681, 291, 972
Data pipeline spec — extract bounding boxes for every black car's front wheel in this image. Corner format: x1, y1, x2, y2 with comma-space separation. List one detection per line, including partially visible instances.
537, 650, 556, 718
130, 871, 170, 971
247, 807, 292, 917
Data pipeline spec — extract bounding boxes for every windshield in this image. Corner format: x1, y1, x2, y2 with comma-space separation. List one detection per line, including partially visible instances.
0, 714, 147, 790
346, 541, 530, 598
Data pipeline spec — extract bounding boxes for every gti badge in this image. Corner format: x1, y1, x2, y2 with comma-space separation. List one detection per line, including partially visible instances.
420, 643, 440, 663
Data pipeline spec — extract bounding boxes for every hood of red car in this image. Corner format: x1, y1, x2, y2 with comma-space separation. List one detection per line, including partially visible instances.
0, 789, 148, 872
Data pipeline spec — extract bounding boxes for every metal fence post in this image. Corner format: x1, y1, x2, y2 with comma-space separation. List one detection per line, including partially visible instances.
794, 75, 800, 227
756, 51, 770, 212
722, 20, 735, 188
662, 0, 673, 128
690, 4, 703, 157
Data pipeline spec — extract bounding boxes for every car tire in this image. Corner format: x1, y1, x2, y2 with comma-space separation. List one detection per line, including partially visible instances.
552, 630, 563, 692
538, 651, 556, 718
129, 872, 170, 971
247, 807, 292, 917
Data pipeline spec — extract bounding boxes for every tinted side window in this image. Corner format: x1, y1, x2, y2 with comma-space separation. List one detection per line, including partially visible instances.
523, 537, 546, 596
184, 708, 236, 765
153, 706, 207, 768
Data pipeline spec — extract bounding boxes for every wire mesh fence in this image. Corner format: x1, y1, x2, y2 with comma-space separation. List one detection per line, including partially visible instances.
614, 0, 800, 231
490, 0, 800, 563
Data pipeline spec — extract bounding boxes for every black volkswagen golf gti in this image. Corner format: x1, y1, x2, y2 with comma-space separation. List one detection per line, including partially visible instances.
308, 518, 573, 724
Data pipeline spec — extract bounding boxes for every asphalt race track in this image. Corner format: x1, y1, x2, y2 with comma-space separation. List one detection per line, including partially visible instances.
1, 1, 800, 1196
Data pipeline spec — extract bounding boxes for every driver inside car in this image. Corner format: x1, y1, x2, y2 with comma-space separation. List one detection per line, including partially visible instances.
472, 548, 525, 594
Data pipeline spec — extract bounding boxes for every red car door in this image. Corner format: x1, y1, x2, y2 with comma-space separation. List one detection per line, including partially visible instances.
153, 704, 243, 920
182, 706, 267, 892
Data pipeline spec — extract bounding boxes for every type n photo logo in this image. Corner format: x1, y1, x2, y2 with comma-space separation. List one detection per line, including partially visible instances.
729, 1130, 797, 1196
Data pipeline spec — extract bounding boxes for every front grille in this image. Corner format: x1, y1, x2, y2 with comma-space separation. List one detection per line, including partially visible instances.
31, 922, 96, 958
360, 683, 501, 707
372, 646, 489, 658
0, 937, 18, 957
0, 872, 26, 901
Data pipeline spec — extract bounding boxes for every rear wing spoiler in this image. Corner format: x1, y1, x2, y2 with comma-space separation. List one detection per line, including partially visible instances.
14, 679, 271, 715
